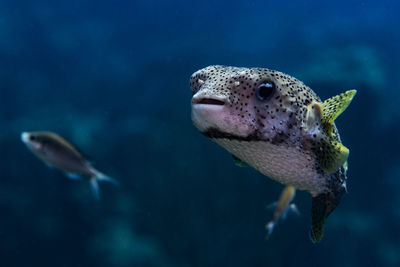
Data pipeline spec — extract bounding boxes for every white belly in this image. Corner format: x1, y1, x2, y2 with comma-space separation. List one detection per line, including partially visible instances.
214, 139, 327, 195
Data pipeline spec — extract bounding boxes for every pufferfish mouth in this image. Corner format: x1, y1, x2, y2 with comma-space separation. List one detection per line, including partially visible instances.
191, 98, 225, 106
191, 96, 228, 133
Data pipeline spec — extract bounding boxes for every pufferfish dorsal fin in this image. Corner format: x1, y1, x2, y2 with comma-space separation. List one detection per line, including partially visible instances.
232, 155, 248, 167
321, 90, 357, 136
318, 136, 349, 173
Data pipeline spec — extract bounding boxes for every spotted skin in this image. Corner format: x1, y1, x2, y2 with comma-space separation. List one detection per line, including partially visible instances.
190, 65, 352, 242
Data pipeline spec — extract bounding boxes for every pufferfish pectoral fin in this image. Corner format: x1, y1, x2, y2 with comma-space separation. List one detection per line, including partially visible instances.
318, 136, 349, 174
232, 155, 249, 167
315, 89, 355, 174
321, 89, 357, 136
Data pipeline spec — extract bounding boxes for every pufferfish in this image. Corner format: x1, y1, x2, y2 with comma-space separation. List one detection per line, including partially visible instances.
190, 65, 356, 242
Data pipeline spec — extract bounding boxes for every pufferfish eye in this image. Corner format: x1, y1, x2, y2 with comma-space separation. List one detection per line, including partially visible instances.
29, 135, 37, 141
256, 82, 275, 101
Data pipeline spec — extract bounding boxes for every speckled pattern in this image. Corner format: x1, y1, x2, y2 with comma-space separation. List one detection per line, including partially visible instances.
190, 65, 349, 195
191, 65, 351, 242
191, 65, 320, 146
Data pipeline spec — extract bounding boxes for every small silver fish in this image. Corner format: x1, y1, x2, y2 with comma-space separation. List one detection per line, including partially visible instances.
190, 65, 356, 242
265, 185, 299, 238
21, 131, 117, 199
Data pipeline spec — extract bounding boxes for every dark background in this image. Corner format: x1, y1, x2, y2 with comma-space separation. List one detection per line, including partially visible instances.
0, 0, 399, 266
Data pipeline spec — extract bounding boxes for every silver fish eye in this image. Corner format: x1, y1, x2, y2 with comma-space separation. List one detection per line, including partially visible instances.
256, 82, 275, 101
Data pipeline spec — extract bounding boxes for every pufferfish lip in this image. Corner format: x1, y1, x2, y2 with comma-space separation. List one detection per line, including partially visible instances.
191, 97, 225, 106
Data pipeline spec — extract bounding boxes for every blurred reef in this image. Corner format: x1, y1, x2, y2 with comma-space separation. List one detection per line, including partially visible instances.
0, 1, 399, 267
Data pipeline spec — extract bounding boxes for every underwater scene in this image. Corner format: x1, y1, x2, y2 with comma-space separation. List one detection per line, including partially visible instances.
1, 0, 399, 266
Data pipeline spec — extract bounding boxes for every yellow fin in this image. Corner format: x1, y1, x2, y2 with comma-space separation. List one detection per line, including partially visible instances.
321, 90, 356, 136
343, 161, 348, 172
318, 137, 349, 173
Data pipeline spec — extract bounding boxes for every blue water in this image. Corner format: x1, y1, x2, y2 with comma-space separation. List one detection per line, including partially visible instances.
1, 0, 399, 266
